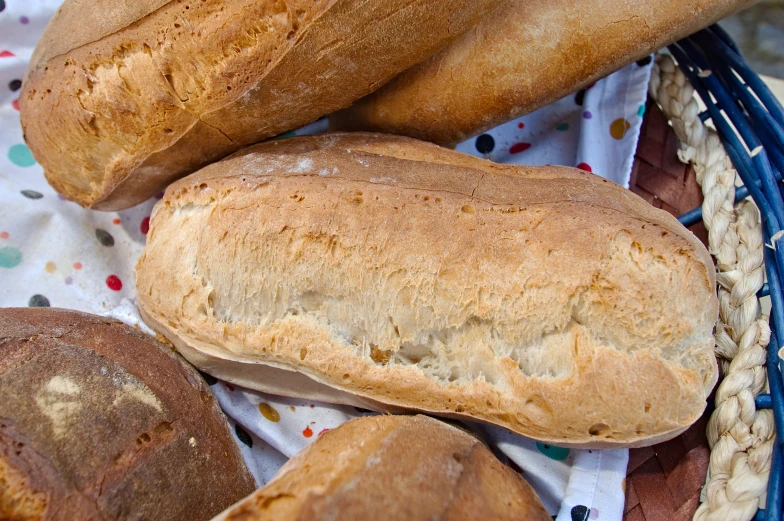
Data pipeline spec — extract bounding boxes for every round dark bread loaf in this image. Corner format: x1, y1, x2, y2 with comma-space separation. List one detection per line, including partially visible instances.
0, 308, 256, 521
212, 414, 550, 521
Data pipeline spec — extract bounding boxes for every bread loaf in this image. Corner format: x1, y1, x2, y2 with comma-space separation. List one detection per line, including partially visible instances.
330, 0, 755, 146
211, 415, 550, 521
0, 308, 256, 521
135, 132, 719, 448
19, 0, 502, 210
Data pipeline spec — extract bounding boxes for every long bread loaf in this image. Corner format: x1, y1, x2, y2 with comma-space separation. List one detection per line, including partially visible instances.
19, 0, 501, 209
136, 132, 719, 448
330, 0, 755, 146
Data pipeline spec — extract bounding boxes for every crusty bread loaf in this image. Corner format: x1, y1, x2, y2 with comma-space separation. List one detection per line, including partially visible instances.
135, 132, 718, 448
0, 308, 256, 521
211, 415, 550, 521
330, 0, 755, 146
19, 0, 502, 210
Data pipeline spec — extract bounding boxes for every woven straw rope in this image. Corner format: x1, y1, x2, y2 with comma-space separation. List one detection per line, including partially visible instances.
649, 53, 775, 521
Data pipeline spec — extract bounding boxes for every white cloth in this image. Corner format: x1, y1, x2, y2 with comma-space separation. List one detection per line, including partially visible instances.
0, 2, 652, 518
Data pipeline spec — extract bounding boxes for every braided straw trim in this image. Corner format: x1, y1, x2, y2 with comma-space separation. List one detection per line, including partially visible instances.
649, 53, 774, 521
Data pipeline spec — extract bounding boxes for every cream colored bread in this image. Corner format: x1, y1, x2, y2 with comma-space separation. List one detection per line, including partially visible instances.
330, 0, 756, 146
135, 132, 719, 448
19, 0, 502, 210
211, 415, 550, 521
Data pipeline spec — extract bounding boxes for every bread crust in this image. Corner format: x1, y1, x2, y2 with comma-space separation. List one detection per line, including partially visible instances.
136, 132, 719, 448
19, 0, 501, 210
0, 308, 256, 521
330, 0, 756, 145
211, 415, 550, 521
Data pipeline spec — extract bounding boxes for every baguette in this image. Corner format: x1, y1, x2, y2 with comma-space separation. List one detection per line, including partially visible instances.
0, 308, 256, 521
135, 132, 719, 448
330, 0, 756, 146
19, 0, 501, 210
211, 415, 550, 521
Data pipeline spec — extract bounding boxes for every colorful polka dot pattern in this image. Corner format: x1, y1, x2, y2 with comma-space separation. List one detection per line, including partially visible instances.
106, 275, 123, 291
0, 246, 22, 268
509, 142, 532, 154
576, 163, 593, 172
536, 442, 570, 461
258, 403, 280, 422
21, 189, 42, 199
28, 294, 49, 307
0, 0, 154, 310
475, 134, 495, 154
571, 505, 590, 521
0, 166, 150, 306
610, 118, 632, 140
235, 424, 253, 447
455, 59, 648, 194
95, 229, 115, 247
140, 216, 151, 235
8, 144, 35, 167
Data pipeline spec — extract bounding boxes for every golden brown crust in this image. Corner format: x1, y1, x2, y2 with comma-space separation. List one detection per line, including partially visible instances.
212, 415, 550, 521
19, 0, 502, 209
0, 308, 256, 521
330, 0, 756, 146
26, 0, 171, 76
0, 453, 47, 521
136, 132, 719, 448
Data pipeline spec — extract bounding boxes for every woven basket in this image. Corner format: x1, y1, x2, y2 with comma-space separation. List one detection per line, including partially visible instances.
624, 99, 713, 521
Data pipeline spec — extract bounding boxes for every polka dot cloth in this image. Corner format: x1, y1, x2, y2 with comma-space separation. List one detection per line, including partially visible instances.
1, 3, 644, 518
572, 505, 591, 521
8, 143, 33, 166
537, 442, 571, 461
456, 60, 652, 189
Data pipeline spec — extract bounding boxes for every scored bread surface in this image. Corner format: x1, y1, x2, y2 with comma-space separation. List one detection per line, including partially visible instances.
136, 132, 718, 448
20, 0, 501, 209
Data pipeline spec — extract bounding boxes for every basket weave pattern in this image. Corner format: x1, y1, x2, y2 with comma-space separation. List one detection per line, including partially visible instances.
630, 100, 708, 245
624, 416, 711, 521
624, 100, 712, 521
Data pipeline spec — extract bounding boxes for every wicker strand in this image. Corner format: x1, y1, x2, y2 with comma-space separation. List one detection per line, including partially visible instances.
649, 53, 773, 521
